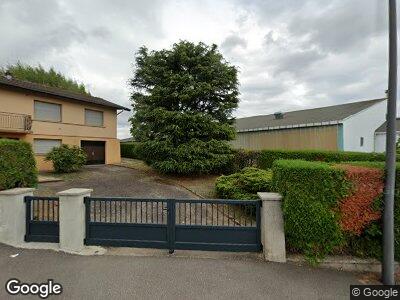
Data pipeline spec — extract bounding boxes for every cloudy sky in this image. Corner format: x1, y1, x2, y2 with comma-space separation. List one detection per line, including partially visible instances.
0, 0, 391, 138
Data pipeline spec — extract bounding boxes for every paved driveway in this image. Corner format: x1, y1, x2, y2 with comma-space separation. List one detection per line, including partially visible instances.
0, 244, 359, 300
36, 165, 196, 198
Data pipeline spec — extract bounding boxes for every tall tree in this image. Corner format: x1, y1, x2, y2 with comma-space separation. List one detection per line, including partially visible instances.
130, 41, 239, 174
1, 63, 90, 95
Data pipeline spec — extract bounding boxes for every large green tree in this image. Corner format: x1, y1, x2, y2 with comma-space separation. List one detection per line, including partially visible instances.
129, 41, 239, 174
1, 63, 90, 95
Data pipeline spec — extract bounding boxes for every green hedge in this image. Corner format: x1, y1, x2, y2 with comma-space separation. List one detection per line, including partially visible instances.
215, 167, 272, 200
0, 139, 38, 190
258, 149, 386, 169
120, 142, 141, 159
273, 160, 349, 260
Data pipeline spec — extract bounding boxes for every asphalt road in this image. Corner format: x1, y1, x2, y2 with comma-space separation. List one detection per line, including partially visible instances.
0, 244, 359, 300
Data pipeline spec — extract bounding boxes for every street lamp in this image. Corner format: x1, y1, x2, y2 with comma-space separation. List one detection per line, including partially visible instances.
383, 0, 397, 285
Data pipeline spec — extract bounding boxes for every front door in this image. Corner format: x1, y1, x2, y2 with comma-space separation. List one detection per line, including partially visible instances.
81, 141, 105, 164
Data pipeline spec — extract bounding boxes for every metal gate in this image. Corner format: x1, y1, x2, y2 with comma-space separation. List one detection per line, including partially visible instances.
84, 197, 261, 252
25, 196, 59, 243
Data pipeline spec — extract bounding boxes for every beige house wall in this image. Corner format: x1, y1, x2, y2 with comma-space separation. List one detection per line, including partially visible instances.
0, 88, 121, 171
231, 125, 339, 151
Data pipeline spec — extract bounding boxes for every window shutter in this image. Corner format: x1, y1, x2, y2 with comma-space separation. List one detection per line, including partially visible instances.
85, 109, 104, 126
34, 101, 61, 122
33, 139, 61, 154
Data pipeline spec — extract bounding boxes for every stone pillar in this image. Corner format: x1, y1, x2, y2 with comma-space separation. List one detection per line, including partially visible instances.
258, 192, 286, 263
0, 188, 35, 246
57, 188, 92, 253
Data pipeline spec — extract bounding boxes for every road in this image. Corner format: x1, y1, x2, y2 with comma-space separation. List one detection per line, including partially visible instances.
0, 243, 360, 300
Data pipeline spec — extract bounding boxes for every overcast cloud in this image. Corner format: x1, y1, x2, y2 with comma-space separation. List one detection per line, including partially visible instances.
0, 0, 392, 138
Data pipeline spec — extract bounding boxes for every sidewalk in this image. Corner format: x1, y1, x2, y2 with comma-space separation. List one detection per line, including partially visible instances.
0, 243, 360, 300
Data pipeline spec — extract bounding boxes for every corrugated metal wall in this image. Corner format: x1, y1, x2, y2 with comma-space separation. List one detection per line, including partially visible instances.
231, 125, 339, 151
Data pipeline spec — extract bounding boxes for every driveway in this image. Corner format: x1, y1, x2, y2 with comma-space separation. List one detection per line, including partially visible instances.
0, 243, 359, 300
36, 165, 196, 198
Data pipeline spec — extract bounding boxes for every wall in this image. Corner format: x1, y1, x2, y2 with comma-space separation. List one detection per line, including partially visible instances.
374, 132, 400, 153
0, 88, 121, 170
231, 125, 339, 151
342, 100, 387, 152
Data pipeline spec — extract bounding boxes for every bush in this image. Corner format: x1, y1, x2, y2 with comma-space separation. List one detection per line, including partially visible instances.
259, 149, 386, 169
45, 144, 87, 173
215, 167, 272, 200
229, 149, 261, 173
120, 142, 141, 159
0, 139, 38, 190
273, 160, 350, 261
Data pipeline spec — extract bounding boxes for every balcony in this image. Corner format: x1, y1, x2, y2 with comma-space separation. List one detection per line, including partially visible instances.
0, 112, 32, 133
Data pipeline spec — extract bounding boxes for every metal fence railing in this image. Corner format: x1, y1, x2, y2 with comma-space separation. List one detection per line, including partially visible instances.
0, 111, 32, 132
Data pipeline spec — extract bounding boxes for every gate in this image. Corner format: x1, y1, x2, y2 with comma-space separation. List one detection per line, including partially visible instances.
84, 197, 261, 252
25, 196, 59, 243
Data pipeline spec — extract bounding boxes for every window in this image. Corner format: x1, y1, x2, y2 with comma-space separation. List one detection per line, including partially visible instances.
33, 139, 61, 154
360, 137, 364, 147
34, 101, 61, 122
85, 109, 104, 127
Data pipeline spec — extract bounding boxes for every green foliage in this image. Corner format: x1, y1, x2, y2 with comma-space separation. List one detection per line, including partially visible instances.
45, 145, 87, 173
1, 62, 90, 95
0, 139, 37, 190
120, 142, 141, 159
272, 160, 350, 261
215, 167, 273, 200
259, 149, 386, 169
129, 41, 239, 174
230, 149, 261, 173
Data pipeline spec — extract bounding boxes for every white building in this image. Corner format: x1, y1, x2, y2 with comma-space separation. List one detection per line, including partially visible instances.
374, 118, 400, 152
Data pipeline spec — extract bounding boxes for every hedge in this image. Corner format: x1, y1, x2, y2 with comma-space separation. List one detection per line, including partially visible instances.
120, 142, 142, 159
215, 167, 272, 200
273, 159, 400, 261
273, 160, 349, 260
259, 149, 386, 169
0, 139, 38, 190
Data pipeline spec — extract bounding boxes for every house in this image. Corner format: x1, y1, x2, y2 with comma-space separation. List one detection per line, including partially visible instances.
374, 118, 400, 152
0, 76, 130, 171
232, 98, 387, 152
120, 137, 136, 144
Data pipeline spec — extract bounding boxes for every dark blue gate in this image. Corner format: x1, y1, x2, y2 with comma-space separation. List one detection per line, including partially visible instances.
84, 197, 261, 252
25, 196, 59, 243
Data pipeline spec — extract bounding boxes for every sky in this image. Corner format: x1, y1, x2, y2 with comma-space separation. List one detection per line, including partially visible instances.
0, 0, 391, 138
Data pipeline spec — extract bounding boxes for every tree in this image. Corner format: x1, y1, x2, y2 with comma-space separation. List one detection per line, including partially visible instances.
129, 41, 239, 174
0, 62, 90, 95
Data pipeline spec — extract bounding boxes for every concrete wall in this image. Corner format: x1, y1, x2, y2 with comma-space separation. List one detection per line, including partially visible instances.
0, 88, 121, 170
342, 100, 387, 152
231, 125, 339, 151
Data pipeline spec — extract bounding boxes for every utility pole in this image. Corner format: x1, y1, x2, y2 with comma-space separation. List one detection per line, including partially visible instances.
383, 0, 397, 285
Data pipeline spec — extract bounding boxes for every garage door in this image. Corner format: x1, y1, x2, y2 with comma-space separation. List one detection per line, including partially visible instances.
81, 141, 105, 164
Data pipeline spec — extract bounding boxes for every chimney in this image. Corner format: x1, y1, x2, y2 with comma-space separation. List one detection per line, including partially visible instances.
274, 112, 284, 120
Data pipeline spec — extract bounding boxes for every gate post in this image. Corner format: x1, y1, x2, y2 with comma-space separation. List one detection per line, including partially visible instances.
0, 188, 35, 247
257, 192, 286, 263
58, 188, 92, 253
167, 199, 175, 254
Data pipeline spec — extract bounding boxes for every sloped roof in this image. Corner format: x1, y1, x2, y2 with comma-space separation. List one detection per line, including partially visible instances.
0, 76, 130, 111
375, 118, 400, 133
120, 137, 136, 143
235, 98, 386, 132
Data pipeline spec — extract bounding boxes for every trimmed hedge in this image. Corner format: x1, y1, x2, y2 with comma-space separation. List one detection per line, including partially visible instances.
0, 139, 38, 190
259, 149, 386, 169
273, 160, 349, 260
120, 142, 141, 159
215, 167, 272, 200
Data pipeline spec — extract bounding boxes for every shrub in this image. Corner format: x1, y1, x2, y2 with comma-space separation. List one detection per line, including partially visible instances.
0, 139, 38, 190
272, 160, 350, 261
215, 167, 272, 200
259, 149, 386, 169
120, 142, 141, 159
45, 144, 87, 173
229, 149, 261, 173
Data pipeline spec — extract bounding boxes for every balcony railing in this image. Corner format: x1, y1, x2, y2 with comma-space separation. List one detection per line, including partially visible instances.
0, 112, 32, 133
